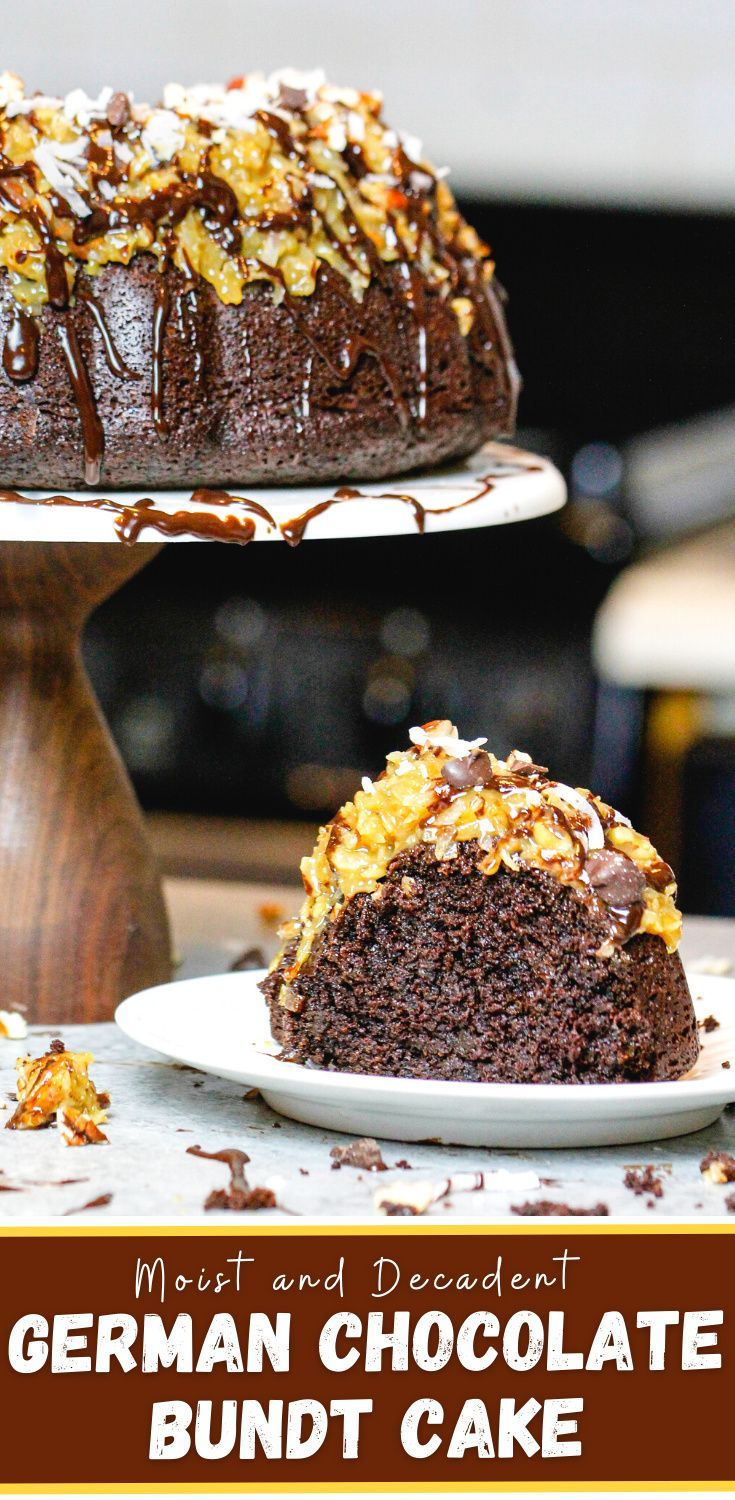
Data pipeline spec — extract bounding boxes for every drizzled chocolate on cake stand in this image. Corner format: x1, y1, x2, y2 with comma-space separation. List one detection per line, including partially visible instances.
0, 71, 565, 1020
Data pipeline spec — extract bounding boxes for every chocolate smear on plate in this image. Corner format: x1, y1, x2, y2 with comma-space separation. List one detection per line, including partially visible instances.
187, 1144, 276, 1211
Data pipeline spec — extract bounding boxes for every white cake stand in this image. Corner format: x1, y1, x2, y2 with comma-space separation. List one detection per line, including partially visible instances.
0, 442, 564, 1022
0, 442, 563, 544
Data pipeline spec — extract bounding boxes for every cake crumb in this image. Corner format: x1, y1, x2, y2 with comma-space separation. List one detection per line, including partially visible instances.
511, 1199, 609, 1217
623, 1165, 664, 1198
699, 1015, 720, 1033
7, 1044, 108, 1133
725, 1193, 735, 1213
700, 1150, 735, 1184
330, 1138, 387, 1172
57, 1104, 108, 1147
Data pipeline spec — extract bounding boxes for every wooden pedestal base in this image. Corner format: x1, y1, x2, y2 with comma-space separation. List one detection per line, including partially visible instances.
0, 542, 172, 1022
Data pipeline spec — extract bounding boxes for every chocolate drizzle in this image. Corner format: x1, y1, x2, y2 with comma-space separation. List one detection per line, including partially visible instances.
150, 279, 170, 437
2, 307, 39, 381
0, 160, 70, 308
57, 319, 104, 486
174, 281, 205, 387
0, 453, 534, 547
76, 281, 139, 380
259, 261, 412, 430
114, 499, 257, 546
280, 498, 342, 547
74, 169, 242, 255
0, 82, 520, 487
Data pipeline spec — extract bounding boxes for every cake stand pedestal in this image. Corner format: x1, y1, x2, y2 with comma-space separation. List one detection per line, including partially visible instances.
0, 541, 171, 1023
0, 442, 565, 1021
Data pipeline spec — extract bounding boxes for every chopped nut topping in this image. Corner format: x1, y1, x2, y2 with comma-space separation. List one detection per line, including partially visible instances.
57, 1104, 108, 1146
6, 1044, 109, 1132
0, 71, 490, 328
271, 723, 682, 993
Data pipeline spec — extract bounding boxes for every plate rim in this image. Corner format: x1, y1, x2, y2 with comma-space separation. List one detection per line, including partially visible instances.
115, 968, 735, 1111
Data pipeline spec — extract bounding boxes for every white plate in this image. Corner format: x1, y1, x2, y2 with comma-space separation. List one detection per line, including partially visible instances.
115, 970, 735, 1148
0, 443, 564, 544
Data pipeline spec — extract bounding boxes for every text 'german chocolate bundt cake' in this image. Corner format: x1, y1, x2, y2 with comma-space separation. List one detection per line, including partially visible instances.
0, 70, 519, 489
261, 722, 699, 1084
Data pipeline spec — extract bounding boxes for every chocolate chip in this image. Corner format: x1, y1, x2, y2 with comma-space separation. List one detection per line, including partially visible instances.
584, 849, 645, 909
442, 750, 494, 790
506, 751, 548, 777
277, 85, 308, 113
105, 91, 131, 130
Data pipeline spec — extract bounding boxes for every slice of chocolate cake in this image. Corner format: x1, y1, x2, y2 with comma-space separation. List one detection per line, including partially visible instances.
261, 722, 699, 1084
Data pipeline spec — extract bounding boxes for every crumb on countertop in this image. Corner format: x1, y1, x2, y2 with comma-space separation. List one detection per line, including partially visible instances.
6, 1040, 108, 1140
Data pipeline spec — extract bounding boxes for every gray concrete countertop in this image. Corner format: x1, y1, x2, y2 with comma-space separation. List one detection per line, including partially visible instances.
0, 881, 733, 1222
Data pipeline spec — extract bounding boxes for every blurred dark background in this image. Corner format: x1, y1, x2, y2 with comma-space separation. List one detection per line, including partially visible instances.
82, 198, 735, 914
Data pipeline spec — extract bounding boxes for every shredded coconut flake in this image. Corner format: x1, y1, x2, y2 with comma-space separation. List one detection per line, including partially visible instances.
0, 71, 26, 111
409, 723, 487, 757
33, 141, 91, 217
0, 1009, 27, 1040
141, 108, 187, 164
399, 130, 424, 163
63, 86, 113, 128
549, 782, 605, 850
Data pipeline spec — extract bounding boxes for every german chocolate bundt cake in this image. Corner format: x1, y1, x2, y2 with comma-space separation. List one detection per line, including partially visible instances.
261, 722, 699, 1084
0, 70, 519, 488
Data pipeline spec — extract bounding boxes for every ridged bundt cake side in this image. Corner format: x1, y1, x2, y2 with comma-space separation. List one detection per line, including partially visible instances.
0, 71, 519, 488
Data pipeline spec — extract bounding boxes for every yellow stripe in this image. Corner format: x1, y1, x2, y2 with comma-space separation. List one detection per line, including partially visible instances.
0, 1221, 734, 1237
0, 1484, 734, 1494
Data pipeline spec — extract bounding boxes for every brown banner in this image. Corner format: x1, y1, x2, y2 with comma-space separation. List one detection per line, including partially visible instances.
0, 1227, 733, 1489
